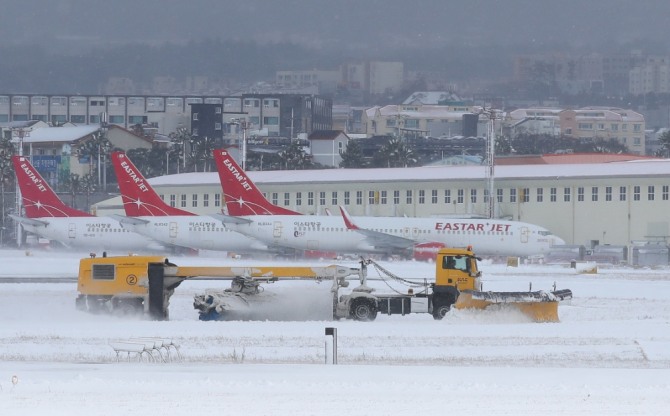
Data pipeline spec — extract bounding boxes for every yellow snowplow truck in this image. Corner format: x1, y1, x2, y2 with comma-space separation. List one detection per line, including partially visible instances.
75, 248, 571, 322
332, 247, 571, 322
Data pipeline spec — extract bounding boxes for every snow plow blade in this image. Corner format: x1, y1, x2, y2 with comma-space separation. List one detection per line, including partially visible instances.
454, 289, 572, 323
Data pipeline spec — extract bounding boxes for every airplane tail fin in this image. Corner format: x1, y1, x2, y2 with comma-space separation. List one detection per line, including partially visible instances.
111, 151, 193, 216
12, 156, 93, 218
213, 148, 300, 216
339, 205, 360, 230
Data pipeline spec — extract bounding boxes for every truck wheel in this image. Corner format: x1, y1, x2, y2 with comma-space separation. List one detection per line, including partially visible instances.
351, 299, 377, 321
433, 303, 451, 320
87, 298, 109, 314
75, 296, 87, 311
113, 299, 143, 317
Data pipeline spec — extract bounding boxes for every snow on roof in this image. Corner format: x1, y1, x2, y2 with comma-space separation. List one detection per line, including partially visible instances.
402, 91, 461, 105
367, 104, 475, 120
10, 125, 100, 143
0, 120, 43, 129
148, 158, 670, 187
508, 108, 562, 120
496, 153, 656, 165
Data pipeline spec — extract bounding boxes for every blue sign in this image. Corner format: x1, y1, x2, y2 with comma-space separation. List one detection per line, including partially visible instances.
32, 156, 62, 173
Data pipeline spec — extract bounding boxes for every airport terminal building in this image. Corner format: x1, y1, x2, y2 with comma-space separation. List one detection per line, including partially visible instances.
95, 155, 670, 249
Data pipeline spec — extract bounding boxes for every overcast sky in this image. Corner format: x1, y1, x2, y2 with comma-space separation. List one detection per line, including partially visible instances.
3, 0, 670, 52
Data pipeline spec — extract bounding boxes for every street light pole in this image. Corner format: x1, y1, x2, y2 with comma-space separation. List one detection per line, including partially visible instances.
242, 120, 248, 171
231, 118, 249, 170
484, 108, 497, 220
13, 128, 28, 247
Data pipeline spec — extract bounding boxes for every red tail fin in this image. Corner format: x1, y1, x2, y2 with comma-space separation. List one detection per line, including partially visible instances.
12, 156, 93, 218
213, 149, 300, 216
339, 206, 359, 230
111, 151, 193, 216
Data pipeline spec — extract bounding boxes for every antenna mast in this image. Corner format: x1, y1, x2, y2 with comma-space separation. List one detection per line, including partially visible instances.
485, 108, 497, 219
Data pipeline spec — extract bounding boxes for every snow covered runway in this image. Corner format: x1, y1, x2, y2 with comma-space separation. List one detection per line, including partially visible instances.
0, 249, 669, 414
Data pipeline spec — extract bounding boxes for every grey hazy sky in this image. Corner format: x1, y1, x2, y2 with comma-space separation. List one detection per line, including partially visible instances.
2, 0, 670, 51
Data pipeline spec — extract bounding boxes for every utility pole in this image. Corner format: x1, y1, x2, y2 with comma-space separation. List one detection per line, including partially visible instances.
484, 108, 497, 219
290, 108, 294, 141
12, 128, 28, 247
241, 120, 249, 171
231, 118, 250, 170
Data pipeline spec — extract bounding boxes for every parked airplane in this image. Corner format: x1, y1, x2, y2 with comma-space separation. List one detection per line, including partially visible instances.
110, 151, 274, 254
215, 149, 300, 215
10, 155, 162, 252
213, 150, 566, 257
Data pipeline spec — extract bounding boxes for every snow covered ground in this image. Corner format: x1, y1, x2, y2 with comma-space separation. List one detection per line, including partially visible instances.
0, 248, 669, 415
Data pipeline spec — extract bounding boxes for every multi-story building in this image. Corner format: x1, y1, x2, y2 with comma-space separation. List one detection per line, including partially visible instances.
190, 103, 223, 141
513, 53, 605, 95
505, 108, 562, 137
362, 104, 484, 138
0, 93, 332, 140
603, 53, 641, 96
506, 107, 646, 154
275, 69, 340, 95
340, 61, 404, 97
560, 107, 645, 154
512, 51, 665, 96
192, 94, 332, 142
0, 94, 194, 134
275, 61, 404, 98
629, 56, 670, 95
332, 105, 367, 134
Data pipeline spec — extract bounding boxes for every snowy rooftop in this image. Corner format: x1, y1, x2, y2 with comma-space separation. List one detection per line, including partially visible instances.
402, 91, 462, 105
148, 159, 670, 187
10, 125, 100, 143
366, 104, 476, 120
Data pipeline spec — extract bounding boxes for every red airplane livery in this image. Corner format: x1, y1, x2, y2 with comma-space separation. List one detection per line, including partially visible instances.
213, 149, 300, 216
435, 222, 512, 232
109, 151, 275, 254
10, 155, 160, 251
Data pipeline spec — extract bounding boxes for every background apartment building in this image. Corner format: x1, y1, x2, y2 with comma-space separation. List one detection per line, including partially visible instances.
276, 61, 404, 100
629, 56, 670, 95
506, 107, 646, 154
0, 93, 332, 140
362, 104, 485, 138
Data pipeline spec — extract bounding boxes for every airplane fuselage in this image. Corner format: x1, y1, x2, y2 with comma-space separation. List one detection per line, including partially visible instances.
119, 215, 270, 253
20, 217, 161, 252
226, 215, 565, 257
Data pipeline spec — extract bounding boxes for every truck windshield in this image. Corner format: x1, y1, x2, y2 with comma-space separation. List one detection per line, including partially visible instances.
443, 255, 469, 272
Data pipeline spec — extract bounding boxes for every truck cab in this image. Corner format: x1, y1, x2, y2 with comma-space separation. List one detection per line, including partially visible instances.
435, 247, 482, 292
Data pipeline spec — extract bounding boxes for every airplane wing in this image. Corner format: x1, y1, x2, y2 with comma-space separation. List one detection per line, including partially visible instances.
110, 214, 150, 225
338, 206, 415, 250
9, 215, 49, 227
210, 213, 254, 225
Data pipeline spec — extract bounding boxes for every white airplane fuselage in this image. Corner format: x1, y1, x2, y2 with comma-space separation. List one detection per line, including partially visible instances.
226, 215, 565, 257
119, 215, 270, 253
20, 217, 161, 252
